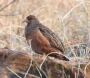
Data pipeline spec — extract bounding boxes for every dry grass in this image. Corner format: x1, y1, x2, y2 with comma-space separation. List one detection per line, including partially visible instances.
0, 0, 90, 78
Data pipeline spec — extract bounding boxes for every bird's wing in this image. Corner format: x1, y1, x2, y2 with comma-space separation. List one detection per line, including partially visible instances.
38, 25, 65, 53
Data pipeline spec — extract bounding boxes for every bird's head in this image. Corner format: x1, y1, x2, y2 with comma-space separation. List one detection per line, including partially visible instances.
27, 15, 36, 21
24, 15, 37, 23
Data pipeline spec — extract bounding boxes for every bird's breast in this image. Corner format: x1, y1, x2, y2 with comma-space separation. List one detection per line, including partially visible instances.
31, 31, 51, 54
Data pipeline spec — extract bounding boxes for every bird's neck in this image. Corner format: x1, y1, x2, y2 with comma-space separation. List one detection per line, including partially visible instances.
28, 19, 40, 28
30, 19, 39, 24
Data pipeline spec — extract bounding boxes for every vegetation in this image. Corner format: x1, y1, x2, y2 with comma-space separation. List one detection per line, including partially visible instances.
0, 0, 90, 78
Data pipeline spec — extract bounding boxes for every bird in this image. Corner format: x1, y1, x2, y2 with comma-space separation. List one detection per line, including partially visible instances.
24, 15, 69, 61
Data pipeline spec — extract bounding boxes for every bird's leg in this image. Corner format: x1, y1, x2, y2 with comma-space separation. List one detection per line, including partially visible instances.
26, 39, 31, 46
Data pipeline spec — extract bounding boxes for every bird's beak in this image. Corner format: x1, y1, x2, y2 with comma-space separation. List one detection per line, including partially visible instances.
22, 19, 29, 23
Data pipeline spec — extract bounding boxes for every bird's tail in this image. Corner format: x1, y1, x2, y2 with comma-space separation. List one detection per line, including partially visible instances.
48, 52, 69, 61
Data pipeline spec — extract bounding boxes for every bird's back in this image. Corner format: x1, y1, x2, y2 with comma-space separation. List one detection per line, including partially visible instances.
38, 24, 65, 53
